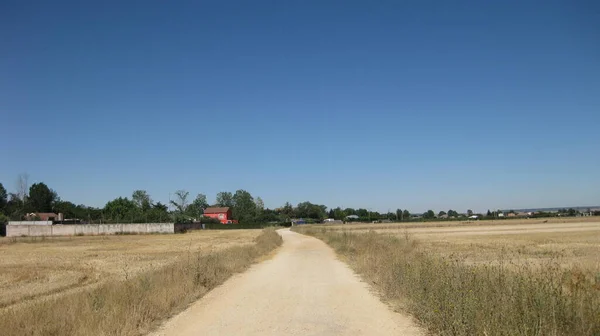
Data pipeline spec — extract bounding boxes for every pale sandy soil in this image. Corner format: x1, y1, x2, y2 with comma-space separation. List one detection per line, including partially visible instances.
151, 229, 423, 336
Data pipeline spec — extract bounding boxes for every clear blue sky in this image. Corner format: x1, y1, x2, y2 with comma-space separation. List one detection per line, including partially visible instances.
1, 1, 599, 213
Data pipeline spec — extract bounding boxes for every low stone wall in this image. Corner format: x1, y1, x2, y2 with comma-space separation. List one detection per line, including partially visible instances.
6, 223, 174, 237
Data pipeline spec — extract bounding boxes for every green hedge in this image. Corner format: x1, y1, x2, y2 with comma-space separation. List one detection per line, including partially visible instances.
202, 223, 282, 230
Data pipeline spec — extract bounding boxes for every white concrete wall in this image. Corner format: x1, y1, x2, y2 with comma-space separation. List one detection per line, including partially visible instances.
28, 225, 53, 236
6, 225, 30, 237
6, 223, 175, 237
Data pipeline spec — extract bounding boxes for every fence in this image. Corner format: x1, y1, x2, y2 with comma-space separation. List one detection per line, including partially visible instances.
6, 223, 174, 237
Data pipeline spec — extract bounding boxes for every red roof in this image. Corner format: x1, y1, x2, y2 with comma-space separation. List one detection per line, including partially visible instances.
203, 207, 230, 214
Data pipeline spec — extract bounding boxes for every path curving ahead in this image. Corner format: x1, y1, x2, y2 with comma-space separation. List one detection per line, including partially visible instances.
151, 229, 423, 336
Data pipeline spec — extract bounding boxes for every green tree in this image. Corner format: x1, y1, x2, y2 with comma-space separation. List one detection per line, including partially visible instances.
232, 190, 256, 223
255, 197, 265, 211
147, 202, 170, 223
53, 200, 78, 218
396, 209, 402, 221
28, 182, 56, 212
423, 210, 435, 219
187, 193, 208, 219
215, 192, 234, 207
403, 210, 410, 221
0, 182, 7, 212
447, 209, 459, 217
153, 202, 168, 212
438, 210, 447, 218
356, 208, 368, 218
5, 193, 25, 220
467, 209, 474, 217
280, 202, 295, 219
333, 207, 346, 220
296, 202, 327, 220
103, 197, 136, 222
132, 190, 152, 211
170, 190, 190, 213
255, 197, 265, 217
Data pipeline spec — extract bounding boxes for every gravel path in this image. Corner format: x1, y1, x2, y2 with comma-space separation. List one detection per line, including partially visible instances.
151, 229, 423, 336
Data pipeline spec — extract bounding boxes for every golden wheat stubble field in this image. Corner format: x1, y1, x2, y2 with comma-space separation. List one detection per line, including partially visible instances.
0, 230, 261, 309
327, 217, 600, 271
301, 217, 600, 335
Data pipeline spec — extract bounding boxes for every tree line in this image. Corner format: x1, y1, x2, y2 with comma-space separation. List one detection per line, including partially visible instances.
0, 176, 407, 224
1, 174, 598, 225
0, 175, 327, 224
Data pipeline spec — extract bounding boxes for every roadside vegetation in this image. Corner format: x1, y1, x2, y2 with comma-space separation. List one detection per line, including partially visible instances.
294, 226, 600, 336
0, 228, 282, 336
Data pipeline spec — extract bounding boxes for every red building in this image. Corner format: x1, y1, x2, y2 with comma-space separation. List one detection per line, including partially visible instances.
25, 212, 63, 221
203, 207, 235, 224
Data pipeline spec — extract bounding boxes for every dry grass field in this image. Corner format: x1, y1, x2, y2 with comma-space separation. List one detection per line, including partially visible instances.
0, 229, 282, 336
295, 219, 600, 335
326, 219, 600, 271
0, 230, 261, 309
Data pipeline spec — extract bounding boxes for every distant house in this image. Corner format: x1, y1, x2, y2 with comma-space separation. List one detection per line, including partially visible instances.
468, 215, 479, 220
203, 207, 233, 224
345, 215, 359, 220
25, 212, 63, 221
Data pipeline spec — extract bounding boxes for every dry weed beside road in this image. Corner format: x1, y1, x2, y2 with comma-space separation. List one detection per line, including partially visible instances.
0, 228, 282, 336
294, 223, 600, 336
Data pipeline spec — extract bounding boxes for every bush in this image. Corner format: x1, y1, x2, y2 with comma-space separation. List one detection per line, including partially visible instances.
199, 217, 221, 224
202, 223, 280, 230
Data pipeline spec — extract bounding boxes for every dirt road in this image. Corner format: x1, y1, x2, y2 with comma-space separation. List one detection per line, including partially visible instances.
152, 229, 422, 336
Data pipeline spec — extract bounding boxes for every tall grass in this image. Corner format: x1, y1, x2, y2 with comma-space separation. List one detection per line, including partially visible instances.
0, 228, 282, 336
296, 227, 600, 336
